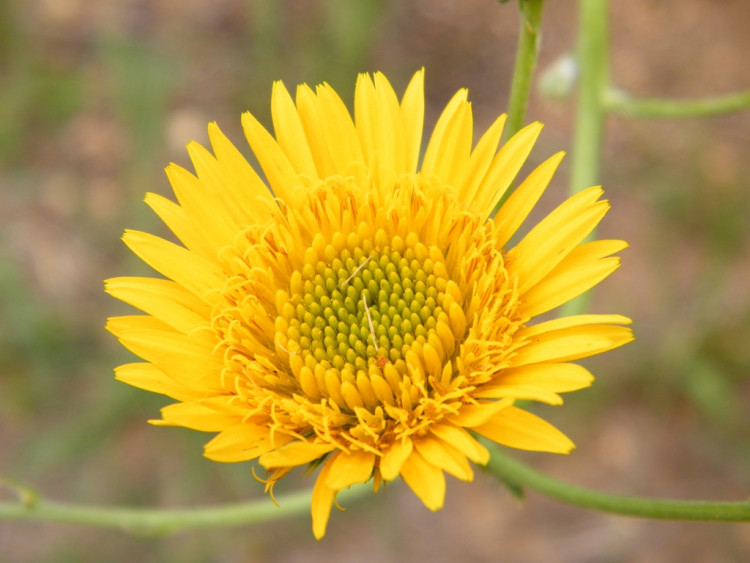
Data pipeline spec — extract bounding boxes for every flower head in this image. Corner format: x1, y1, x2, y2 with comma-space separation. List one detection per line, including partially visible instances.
107, 70, 633, 538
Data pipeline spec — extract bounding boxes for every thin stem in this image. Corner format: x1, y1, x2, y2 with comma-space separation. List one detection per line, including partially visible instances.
606, 89, 750, 119
484, 446, 750, 522
505, 0, 545, 140
0, 484, 369, 536
564, 0, 609, 316
570, 0, 608, 194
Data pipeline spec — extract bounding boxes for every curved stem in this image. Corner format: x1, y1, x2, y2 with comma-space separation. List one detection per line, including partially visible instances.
606, 89, 750, 119
484, 446, 750, 522
0, 483, 369, 536
505, 0, 545, 140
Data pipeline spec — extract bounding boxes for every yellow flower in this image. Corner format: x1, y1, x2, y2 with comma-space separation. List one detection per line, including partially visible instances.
106, 70, 633, 539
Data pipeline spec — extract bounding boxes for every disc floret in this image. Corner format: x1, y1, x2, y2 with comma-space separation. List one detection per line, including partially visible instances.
276, 228, 462, 415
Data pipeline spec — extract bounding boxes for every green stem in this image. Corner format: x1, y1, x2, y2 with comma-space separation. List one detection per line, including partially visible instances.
564, 0, 609, 316
606, 89, 750, 119
0, 484, 369, 536
570, 0, 608, 194
505, 0, 545, 140
484, 446, 750, 522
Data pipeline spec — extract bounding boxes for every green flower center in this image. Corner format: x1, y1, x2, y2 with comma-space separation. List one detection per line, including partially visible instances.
298, 244, 444, 367
275, 232, 463, 409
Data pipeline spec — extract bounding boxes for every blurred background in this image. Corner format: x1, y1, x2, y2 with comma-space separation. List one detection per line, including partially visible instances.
1, 0, 749, 560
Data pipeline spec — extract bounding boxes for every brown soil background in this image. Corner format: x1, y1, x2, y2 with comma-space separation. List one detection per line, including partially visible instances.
1, 1, 749, 561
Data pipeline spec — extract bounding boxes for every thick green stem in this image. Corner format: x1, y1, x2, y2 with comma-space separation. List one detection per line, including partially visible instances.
505, 0, 545, 140
606, 89, 750, 118
484, 446, 750, 522
0, 484, 369, 536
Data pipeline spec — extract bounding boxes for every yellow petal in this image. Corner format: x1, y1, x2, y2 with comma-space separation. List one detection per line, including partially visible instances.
295, 84, 337, 178
473, 384, 563, 405
450, 397, 514, 427
563, 238, 629, 262
430, 423, 490, 465
373, 71, 407, 174
354, 73, 380, 169
106, 313, 173, 333
105, 276, 210, 334
144, 192, 215, 260
107, 317, 224, 391
207, 121, 275, 224
121, 230, 224, 300
106, 316, 223, 392
508, 186, 610, 293
510, 323, 634, 367
380, 438, 413, 481
311, 460, 335, 540
114, 362, 203, 402
477, 362, 594, 395
400, 68, 425, 173
324, 450, 376, 490
415, 435, 474, 481
180, 146, 241, 242
400, 450, 445, 511
157, 398, 241, 431
458, 113, 507, 206
309, 82, 365, 176
271, 80, 318, 177
520, 313, 633, 336
241, 110, 298, 202
493, 151, 565, 248
520, 254, 623, 318
203, 425, 288, 462
421, 101, 473, 188
421, 88, 469, 175
473, 121, 544, 218
259, 441, 335, 469
473, 406, 575, 453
